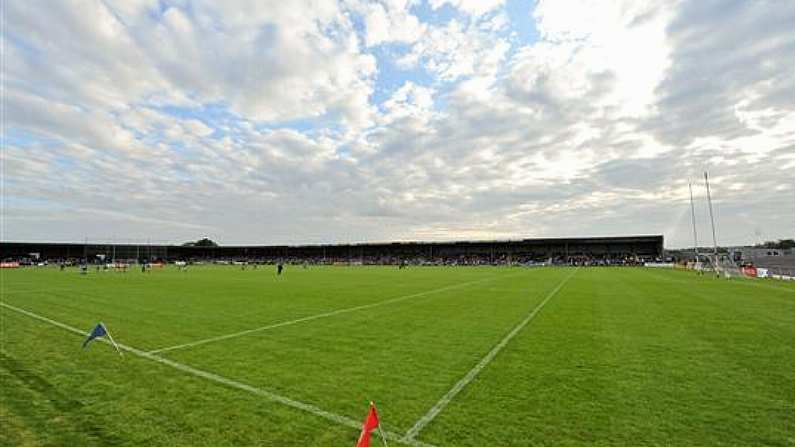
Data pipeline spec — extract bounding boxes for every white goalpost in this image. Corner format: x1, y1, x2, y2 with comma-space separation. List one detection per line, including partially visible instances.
700, 171, 746, 279
685, 172, 749, 279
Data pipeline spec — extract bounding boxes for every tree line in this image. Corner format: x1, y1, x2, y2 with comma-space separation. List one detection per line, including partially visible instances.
754, 239, 795, 249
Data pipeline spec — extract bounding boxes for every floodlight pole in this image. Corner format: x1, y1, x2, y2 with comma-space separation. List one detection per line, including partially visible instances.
688, 182, 700, 262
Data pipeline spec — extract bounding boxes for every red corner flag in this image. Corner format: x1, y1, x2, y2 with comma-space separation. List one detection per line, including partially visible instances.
356, 402, 385, 447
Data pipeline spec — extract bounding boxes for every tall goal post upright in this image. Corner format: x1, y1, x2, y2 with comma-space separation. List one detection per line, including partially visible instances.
704, 171, 719, 269
702, 171, 744, 279
688, 181, 701, 270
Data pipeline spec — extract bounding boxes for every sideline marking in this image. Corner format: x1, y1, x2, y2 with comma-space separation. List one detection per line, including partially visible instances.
403, 268, 579, 441
149, 273, 522, 354
0, 301, 437, 447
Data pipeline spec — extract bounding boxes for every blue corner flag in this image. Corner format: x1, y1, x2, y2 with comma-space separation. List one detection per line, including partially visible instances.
82, 322, 122, 355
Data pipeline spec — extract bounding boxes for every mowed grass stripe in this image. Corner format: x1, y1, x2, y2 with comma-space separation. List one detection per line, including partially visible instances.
163, 267, 566, 432
634, 268, 795, 310
1, 266, 508, 350
403, 267, 578, 440
149, 271, 523, 354
0, 301, 438, 447
418, 268, 795, 446
0, 310, 369, 447
637, 266, 795, 294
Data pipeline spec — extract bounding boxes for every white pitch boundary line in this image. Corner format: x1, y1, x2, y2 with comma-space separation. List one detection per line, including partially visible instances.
0, 301, 437, 447
149, 273, 521, 354
403, 268, 579, 441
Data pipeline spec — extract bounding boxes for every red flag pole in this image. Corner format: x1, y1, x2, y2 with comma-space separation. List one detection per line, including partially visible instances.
356, 402, 380, 447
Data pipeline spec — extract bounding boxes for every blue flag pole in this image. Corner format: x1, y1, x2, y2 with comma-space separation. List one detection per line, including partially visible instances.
82, 322, 123, 356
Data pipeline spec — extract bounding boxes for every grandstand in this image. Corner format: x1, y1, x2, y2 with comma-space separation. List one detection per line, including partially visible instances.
1, 235, 664, 266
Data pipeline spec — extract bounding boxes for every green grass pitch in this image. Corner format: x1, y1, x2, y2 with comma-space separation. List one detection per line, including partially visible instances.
1, 265, 794, 446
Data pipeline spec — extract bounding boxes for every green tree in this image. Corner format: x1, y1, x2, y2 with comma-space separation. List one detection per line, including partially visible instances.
182, 238, 219, 247
755, 239, 795, 249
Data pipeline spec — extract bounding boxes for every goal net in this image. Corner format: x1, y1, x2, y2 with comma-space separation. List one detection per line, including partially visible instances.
704, 253, 744, 279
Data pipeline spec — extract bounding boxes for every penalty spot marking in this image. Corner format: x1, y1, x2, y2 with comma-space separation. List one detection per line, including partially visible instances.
403, 268, 579, 441
150, 272, 523, 354
0, 301, 437, 447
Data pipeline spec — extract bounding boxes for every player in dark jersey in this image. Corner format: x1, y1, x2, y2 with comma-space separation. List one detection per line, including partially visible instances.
277, 263, 284, 275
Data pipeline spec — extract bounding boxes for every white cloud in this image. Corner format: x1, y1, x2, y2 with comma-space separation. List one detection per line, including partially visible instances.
429, 0, 505, 18
380, 81, 436, 124
352, 0, 426, 47
399, 19, 510, 81
533, 0, 675, 116
8, 0, 377, 127
183, 120, 215, 138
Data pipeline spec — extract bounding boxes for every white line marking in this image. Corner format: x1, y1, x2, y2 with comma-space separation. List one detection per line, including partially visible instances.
403, 268, 579, 441
150, 273, 520, 354
0, 301, 437, 447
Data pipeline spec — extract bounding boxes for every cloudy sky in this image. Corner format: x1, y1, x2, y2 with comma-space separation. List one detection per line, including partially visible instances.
3, 0, 793, 247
